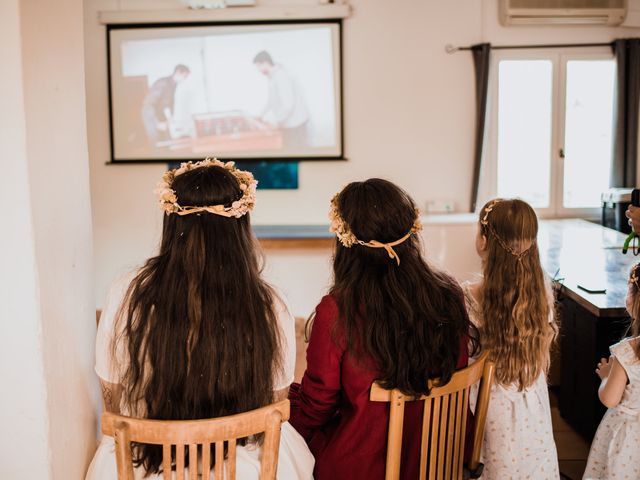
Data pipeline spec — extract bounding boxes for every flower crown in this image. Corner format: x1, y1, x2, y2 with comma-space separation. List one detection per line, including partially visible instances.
480, 198, 533, 261
630, 263, 640, 288
155, 158, 257, 218
328, 191, 423, 266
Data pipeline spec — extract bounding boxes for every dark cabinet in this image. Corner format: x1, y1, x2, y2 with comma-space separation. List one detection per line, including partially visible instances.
558, 295, 630, 440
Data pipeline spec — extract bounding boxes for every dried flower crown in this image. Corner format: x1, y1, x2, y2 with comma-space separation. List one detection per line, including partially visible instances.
328, 191, 423, 266
155, 158, 257, 218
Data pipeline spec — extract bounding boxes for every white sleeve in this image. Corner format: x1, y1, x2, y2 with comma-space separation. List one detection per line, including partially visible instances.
610, 338, 640, 383
95, 275, 132, 384
273, 294, 296, 391
272, 72, 295, 124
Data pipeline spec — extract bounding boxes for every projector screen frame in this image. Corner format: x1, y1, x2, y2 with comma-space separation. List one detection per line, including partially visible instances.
106, 19, 346, 164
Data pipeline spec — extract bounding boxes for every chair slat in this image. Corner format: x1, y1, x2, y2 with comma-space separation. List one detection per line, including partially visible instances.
419, 398, 432, 478
189, 444, 198, 480
428, 396, 441, 479
162, 444, 172, 480
228, 439, 237, 480
469, 360, 495, 472
202, 443, 211, 479
176, 444, 185, 480
445, 392, 456, 479
458, 388, 470, 479
437, 395, 449, 479
214, 441, 224, 480
385, 390, 406, 480
260, 411, 284, 480
451, 391, 463, 480
114, 425, 134, 480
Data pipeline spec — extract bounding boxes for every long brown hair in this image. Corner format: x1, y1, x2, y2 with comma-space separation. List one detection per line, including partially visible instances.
625, 263, 640, 360
115, 165, 281, 474
330, 179, 478, 397
478, 198, 557, 390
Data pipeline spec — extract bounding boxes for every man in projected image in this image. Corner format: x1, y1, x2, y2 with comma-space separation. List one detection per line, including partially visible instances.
141, 64, 190, 148
253, 51, 309, 150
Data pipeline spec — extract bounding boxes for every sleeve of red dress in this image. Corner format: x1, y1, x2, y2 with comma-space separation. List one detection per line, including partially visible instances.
288, 295, 344, 442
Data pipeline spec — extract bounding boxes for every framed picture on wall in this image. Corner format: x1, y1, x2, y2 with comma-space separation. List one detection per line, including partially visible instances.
107, 20, 344, 163
168, 160, 299, 189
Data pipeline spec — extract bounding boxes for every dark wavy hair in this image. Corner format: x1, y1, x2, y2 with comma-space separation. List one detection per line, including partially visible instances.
330, 179, 478, 397
115, 165, 281, 475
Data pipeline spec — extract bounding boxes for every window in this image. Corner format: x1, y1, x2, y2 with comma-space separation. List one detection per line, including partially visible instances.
563, 60, 616, 209
497, 60, 553, 208
488, 51, 616, 217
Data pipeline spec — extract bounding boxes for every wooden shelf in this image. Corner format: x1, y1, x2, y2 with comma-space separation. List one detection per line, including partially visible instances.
259, 238, 333, 249
98, 4, 351, 25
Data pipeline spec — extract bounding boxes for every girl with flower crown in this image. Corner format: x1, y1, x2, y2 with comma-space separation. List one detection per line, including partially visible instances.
463, 198, 559, 479
584, 263, 640, 479
288, 178, 479, 479
85, 160, 314, 479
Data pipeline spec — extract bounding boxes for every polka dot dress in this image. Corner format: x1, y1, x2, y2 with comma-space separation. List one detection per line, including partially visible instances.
584, 337, 640, 480
464, 284, 560, 480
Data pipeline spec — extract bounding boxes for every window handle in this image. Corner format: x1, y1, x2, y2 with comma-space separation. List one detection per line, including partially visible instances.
559, 148, 565, 159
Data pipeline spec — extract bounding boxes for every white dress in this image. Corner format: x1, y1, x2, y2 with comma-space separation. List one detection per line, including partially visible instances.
85, 274, 315, 480
583, 337, 640, 480
463, 285, 560, 480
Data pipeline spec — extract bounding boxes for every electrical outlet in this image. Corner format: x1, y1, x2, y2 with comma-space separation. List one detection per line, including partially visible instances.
425, 200, 455, 214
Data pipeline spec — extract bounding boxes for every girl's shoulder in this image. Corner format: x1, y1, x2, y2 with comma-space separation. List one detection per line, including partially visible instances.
99, 270, 139, 328
461, 281, 481, 300
303, 294, 345, 351
610, 336, 640, 370
314, 294, 340, 326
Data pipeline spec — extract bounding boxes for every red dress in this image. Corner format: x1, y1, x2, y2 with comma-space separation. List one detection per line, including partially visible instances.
289, 294, 470, 480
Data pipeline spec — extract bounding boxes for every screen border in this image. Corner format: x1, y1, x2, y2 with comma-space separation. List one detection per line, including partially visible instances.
106, 19, 345, 164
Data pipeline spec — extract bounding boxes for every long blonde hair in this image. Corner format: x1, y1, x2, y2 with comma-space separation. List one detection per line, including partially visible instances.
478, 198, 558, 390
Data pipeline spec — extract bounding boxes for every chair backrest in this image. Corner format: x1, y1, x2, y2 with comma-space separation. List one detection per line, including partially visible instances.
101, 399, 290, 480
370, 351, 494, 480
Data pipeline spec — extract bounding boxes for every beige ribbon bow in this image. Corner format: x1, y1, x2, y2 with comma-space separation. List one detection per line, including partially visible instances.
357, 231, 414, 266
175, 205, 237, 218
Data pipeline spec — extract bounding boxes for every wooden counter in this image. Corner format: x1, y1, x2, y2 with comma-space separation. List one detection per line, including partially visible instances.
538, 219, 638, 317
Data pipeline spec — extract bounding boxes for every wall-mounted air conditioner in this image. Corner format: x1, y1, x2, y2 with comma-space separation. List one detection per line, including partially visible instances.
499, 0, 627, 26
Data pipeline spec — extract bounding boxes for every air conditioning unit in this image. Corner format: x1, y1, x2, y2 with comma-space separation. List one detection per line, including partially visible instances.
499, 0, 628, 26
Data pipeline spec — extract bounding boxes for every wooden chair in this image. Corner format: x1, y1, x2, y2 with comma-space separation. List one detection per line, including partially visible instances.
101, 399, 290, 480
370, 351, 494, 480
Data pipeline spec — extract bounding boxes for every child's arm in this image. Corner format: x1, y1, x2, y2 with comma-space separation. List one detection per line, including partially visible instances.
100, 380, 122, 414
596, 356, 628, 408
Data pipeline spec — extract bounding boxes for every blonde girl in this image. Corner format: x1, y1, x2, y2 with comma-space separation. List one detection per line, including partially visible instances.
464, 198, 559, 479
584, 263, 640, 480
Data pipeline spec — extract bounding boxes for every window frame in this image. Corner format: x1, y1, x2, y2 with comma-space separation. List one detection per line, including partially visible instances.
485, 48, 615, 219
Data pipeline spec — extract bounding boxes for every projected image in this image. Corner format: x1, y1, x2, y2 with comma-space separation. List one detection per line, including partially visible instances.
109, 23, 342, 162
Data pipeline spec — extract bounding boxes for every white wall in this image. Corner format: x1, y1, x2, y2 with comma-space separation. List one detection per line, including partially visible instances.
86, 0, 640, 310
1, 0, 98, 477
0, 1, 51, 477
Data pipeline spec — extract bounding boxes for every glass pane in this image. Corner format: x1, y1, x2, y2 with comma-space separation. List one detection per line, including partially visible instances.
497, 60, 553, 208
563, 60, 615, 208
